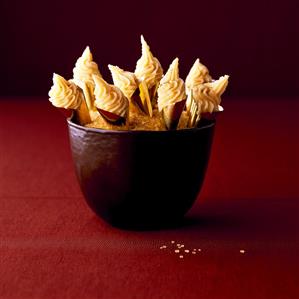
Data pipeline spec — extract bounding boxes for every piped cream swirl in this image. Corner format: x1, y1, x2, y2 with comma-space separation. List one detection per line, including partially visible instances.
135, 35, 163, 89
108, 65, 138, 99
160, 58, 179, 85
157, 58, 186, 111
73, 46, 102, 88
192, 85, 220, 114
48, 73, 82, 109
93, 75, 128, 117
192, 75, 229, 114
185, 59, 212, 94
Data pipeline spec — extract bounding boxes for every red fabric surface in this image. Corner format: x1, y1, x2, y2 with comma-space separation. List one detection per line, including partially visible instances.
0, 97, 298, 299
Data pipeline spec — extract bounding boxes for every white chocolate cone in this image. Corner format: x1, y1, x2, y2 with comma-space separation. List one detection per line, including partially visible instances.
132, 81, 153, 117
75, 94, 91, 125
186, 90, 200, 128
149, 83, 159, 105
185, 89, 193, 114
81, 82, 99, 121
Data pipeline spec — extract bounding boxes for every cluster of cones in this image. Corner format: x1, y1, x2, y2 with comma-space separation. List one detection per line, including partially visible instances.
48, 35, 229, 131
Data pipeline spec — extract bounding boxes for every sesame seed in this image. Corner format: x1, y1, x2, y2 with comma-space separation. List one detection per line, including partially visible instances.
184, 250, 190, 253
240, 249, 245, 254
179, 255, 184, 259
176, 244, 181, 247
171, 241, 175, 244
198, 249, 201, 252
192, 251, 196, 255
175, 249, 180, 253
180, 245, 185, 248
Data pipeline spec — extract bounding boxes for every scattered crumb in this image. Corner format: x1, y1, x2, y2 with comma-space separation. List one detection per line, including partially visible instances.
159, 242, 248, 258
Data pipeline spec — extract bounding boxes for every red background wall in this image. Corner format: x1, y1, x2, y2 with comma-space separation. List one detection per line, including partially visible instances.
0, 0, 297, 97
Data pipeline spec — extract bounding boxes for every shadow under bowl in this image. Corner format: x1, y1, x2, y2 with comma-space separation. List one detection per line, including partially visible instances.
67, 117, 215, 230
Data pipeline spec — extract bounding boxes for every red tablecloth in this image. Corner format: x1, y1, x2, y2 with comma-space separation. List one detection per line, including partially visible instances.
0, 97, 298, 299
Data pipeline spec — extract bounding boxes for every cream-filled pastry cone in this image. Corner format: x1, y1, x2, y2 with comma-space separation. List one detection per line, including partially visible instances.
185, 59, 212, 91
107, 64, 142, 122
93, 75, 129, 125
196, 75, 229, 113
188, 84, 221, 128
185, 59, 212, 112
135, 35, 163, 104
73, 46, 101, 120
157, 58, 186, 130
193, 85, 220, 113
108, 65, 138, 100
187, 76, 229, 127
48, 73, 91, 125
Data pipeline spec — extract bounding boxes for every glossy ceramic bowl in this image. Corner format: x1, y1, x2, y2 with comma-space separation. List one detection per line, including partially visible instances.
67, 117, 215, 229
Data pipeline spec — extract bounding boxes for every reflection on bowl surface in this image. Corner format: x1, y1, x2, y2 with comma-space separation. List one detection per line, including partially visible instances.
67, 118, 215, 229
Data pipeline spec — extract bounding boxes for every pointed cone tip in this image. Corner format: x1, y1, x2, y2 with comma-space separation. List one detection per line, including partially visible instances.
168, 57, 179, 77
141, 35, 150, 52
172, 57, 179, 67
82, 46, 92, 59
194, 58, 201, 66
108, 64, 114, 71
53, 73, 64, 82
217, 75, 229, 81
108, 64, 121, 72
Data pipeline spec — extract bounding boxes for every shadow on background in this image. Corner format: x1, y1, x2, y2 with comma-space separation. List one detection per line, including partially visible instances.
179, 199, 299, 243
90, 198, 299, 247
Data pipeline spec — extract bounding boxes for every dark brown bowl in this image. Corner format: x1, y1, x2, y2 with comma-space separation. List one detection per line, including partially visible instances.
67, 117, 215, 229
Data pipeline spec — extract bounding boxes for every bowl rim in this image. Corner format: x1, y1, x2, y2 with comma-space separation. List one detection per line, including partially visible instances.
67, 115, 215, 135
